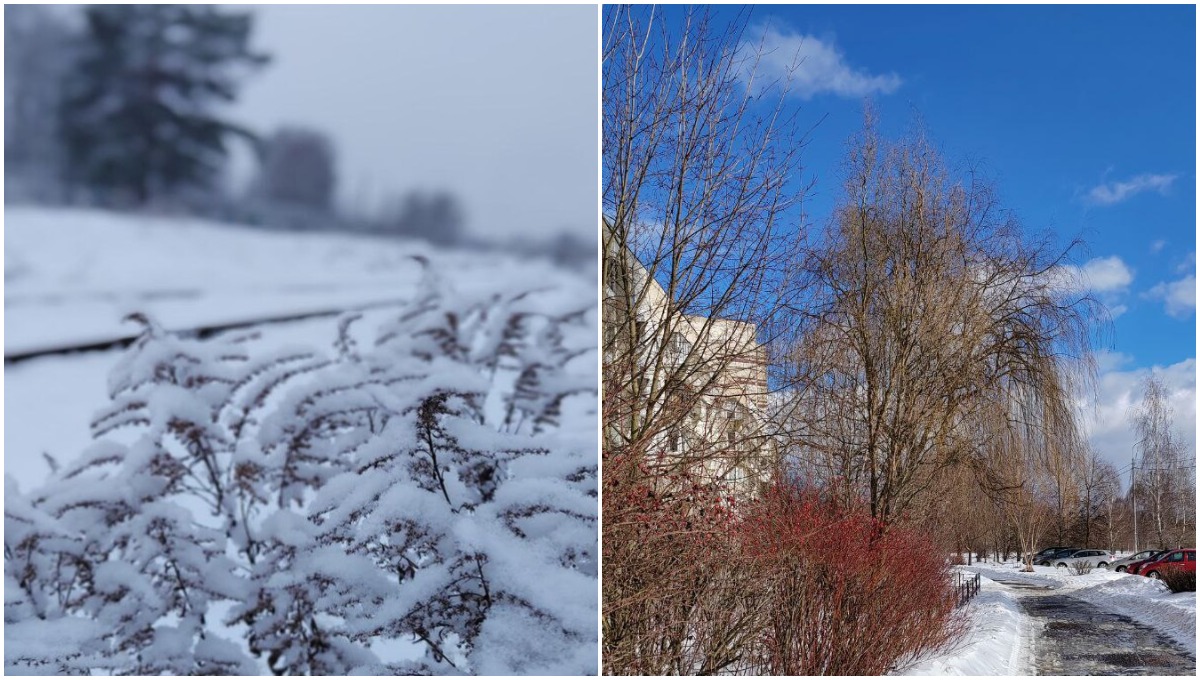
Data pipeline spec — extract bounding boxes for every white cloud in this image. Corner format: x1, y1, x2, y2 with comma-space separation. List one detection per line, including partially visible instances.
1094, 350, 1134, 373
1079, 357, 1197, 483
1050, 255, 1134, 294
1081, 256, 1136, 292
1086, 173, 1177, 206
1151, 239, 1167, 254
740, 24, 901, 100
1144, 251, 1196, 318
1176, 251, 1196, 274
1147, 274, 1196, 318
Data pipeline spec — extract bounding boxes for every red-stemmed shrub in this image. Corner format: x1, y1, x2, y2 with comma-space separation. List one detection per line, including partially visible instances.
737, 485, 964, 675
602, 447, 764, 675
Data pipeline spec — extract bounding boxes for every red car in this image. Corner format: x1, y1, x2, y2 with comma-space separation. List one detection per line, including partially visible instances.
1137, 549, 1196, 580
1126, 550, 1169, 576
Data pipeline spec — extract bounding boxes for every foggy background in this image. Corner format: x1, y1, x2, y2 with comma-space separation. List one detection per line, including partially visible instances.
228, 5, 597, 243
5, 4, 597, 263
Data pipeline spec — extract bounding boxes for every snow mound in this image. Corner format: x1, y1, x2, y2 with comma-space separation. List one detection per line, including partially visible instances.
895, 573, 1031, 676
1071, 575, 1196, 655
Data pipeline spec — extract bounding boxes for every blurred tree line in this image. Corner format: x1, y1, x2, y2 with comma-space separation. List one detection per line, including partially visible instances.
5, 4, 590, 263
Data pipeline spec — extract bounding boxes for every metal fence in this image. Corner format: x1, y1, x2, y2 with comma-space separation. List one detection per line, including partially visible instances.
954, 571, 981, 608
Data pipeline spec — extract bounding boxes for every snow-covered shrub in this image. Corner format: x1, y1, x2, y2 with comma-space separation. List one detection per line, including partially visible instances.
738, 486, 963, 675
5, 271, 597, 675
1072, 561, 1094, 575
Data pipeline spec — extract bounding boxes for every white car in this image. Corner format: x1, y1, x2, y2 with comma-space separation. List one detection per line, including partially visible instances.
1056, 549, 1113, 570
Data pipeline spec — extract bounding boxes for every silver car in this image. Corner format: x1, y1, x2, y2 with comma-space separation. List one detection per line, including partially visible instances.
1056, 548, 1113, 570
1107, 549, 1165, 573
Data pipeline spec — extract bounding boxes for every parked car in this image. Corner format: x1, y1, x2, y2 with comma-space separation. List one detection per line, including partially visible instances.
1126, 550, 1170, 576
1139, 549, 1197, 580
1032, 546, 1072, 563
1108, 549, 1164, 573
1035, 547, 1082, 566
1056, 549, 1112, 570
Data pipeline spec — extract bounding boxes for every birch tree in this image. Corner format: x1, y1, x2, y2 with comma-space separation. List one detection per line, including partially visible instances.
1131, 374, 1188, 548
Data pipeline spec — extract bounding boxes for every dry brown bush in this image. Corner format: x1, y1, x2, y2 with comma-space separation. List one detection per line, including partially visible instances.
1160, 570, 1196, 593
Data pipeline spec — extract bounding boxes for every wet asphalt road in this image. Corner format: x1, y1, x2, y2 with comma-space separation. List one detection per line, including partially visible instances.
995, 579, 1195, 676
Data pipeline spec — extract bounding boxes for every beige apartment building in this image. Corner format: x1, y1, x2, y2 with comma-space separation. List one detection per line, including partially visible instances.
603, 221, 775, 501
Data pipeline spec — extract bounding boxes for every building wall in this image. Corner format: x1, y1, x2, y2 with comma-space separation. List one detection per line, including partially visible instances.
603, 221, 775, 500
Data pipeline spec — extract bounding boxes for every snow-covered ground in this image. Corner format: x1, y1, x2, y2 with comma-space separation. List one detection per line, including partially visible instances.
6, 206, 595, 355
5, 206, 596, 490
6, 207, 416, 355
899, 560, 1196, 675
896, 572, 1033, 676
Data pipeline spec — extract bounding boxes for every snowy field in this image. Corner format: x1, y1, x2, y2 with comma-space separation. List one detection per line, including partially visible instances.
6, 206, 596, 490
5, 207, 599, 674
897, 559, 1196, 675
6, 207, 423, 356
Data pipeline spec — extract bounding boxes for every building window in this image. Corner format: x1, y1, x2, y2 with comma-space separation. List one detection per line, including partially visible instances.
668, 332, 691, 361
668, 427, 680, 452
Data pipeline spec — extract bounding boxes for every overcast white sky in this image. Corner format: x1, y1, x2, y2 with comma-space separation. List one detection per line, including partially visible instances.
228, 5, 597, 240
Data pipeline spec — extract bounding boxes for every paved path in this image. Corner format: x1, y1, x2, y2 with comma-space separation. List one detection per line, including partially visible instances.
994, 579, 1195, 675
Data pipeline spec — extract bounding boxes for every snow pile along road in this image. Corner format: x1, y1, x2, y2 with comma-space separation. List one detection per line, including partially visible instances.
1069, 573, 1196, 655
896, 573, 1031, 676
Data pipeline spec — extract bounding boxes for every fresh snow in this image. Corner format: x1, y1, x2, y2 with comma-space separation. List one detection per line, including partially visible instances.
5, 206, 584, 355
5, 207, 598, 675
5, 206, 594, 490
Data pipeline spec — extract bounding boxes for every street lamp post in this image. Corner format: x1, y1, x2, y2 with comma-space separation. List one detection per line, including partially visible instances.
1130, 455, 1139, 554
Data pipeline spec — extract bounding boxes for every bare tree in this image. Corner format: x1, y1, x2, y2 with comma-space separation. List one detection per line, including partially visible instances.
603, 4, 807, 466
601, 5, 810, 674
1047, 438, 1083, 545
1077, 447, 1120, 548
1131, 374, 1188, 548
783, 115, 1101, 532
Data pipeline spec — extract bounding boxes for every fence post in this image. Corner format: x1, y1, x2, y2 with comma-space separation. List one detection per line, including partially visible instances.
954, 572, 982, 608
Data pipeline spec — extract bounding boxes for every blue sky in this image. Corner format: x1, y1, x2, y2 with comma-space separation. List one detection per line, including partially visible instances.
692, 4, 1196, 471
